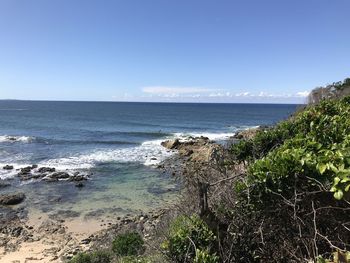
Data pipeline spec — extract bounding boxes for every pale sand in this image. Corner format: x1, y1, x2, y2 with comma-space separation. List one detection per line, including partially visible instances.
0, 208, 113, 263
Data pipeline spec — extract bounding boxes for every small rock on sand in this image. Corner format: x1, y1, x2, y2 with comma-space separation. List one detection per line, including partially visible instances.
0, 192, 26, 205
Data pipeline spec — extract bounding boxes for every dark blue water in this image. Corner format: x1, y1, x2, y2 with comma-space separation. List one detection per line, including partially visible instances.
0, 101, 297, 218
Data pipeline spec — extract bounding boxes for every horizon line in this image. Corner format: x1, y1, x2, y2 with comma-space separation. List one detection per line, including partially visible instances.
0, 98, 304, 105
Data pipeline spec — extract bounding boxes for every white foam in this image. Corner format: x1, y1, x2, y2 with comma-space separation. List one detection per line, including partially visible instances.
38, 139, 174, 170
0, 135, 34, 143
0, 163, 32, 180
173, 132, 234, 141
0, 127, 259, 178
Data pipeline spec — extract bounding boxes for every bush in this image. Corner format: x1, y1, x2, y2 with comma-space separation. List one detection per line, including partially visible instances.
112, 232, 144, 256
225, 96, 350, 261
247, 97, 350, 202
194, 249, 219, 263
230, 120, 295, 163
69, 253, 92, 263
162, 215, 217, 262
119, 256, 153, 263
68, 250, 111, 263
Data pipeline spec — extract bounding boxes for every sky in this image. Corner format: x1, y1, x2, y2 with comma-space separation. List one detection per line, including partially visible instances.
0, 0, 349, 103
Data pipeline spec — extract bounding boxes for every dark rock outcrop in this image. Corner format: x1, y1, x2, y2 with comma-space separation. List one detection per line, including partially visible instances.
161, 139, 181, 149
18, 166, 33, 175
3, 165, 14, 170
0, 193, 25, 205
38, 167, 56, 173
50, 172, 70, 179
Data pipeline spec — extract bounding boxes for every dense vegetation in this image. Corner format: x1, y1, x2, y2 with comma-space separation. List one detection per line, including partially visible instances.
225, 94, 350, 262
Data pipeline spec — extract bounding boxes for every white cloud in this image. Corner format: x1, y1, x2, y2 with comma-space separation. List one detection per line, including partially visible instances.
142, 86, 214, 95
295, 91, 310, 97
137, 85, 310, 103
209, 92, 225, 97
235, 92, 251, 97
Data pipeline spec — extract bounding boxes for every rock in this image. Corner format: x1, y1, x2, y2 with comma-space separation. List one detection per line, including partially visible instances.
50, 172, 70, 179
199, 136, 209, 141
18, 166, 32, 175
0, 193, 25, 205
179, 149, 194, 156
233, 127, 262, 140
31, 173, 47, 179
38, 167, 56, 173
69, 174, 87, 182
19, 172, 46, 181
150, 157, 157, 160
161, 139, 181, 149
75, 182, 84, 188
3, 165, 14, 170
11, 226, 23, 237
81, 238, 91, 244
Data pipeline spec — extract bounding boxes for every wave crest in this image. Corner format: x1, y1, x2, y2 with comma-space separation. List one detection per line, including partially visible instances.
0, 135, 34, 143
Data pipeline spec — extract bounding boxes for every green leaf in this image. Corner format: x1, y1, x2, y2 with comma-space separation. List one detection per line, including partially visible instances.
341, 177, 350, 183
329, 163, 338, 173
318, 163, 327, 174
334, 190, 344, 200
333, 177, 341, 185
345, 184, 350, 192
330, 186, 337, 192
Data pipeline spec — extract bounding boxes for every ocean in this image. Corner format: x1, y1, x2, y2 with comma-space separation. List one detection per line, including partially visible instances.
0, 100, 297, 218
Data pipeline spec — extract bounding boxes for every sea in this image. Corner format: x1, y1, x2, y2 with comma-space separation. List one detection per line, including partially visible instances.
0, 100, 298, 219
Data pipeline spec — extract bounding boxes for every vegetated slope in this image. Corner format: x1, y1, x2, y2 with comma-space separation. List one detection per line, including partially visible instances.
308, 78, 350, 104
225, 91, 350, 262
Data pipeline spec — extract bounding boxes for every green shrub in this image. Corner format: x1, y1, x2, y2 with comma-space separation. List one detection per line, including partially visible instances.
90, 251, 112, 263
231, 121, 295, 163
68, 250, 111, 263
194, 249, 219, 263
119, 256, 153, 263
112, 232, 144, 256
69, 252, 92, 263
244, 96, 350, 204
162, 215, 217, 262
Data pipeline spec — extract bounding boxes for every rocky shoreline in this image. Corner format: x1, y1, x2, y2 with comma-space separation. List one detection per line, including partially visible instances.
2, 164, 90, 184
0, 135, 225, 262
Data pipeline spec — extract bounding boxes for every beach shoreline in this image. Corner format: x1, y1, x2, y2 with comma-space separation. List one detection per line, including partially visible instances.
0, 135, 224, 262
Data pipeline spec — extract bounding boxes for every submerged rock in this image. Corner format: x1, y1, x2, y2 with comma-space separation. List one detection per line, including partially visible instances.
75, 182, 84, 188
0, 192, 25, 205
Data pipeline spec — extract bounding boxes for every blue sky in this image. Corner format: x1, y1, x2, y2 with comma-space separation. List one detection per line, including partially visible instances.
0, 0, 349, 103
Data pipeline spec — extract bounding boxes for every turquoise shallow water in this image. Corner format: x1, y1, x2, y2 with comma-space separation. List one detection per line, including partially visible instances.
0, 101, 297, 218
